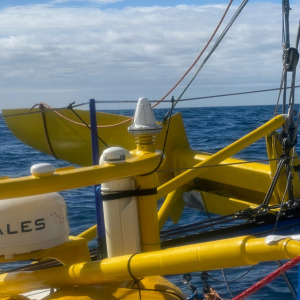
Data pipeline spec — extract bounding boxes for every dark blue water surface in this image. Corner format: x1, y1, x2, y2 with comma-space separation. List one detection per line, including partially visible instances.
0, 105, 299, 299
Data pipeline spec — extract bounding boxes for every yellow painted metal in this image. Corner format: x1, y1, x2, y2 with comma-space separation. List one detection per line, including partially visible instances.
0, 152, 161, 199
136, 173, 161, 252
2, 109, 190, 173
41, 276, 183, 300
1, 235, 300, 294
2, 108, 134, 166
199, 191, 257, 215
0, 295, 29, 300
35, 236, 91, 266
158, 186, 187, 230
193, 154, 271, 200
77, 225, 97, 242
158, 152, 275, 227
157, 115, 286, 200
0, 236, 90, 265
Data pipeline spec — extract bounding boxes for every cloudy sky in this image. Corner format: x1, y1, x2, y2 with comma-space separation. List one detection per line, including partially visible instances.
0, 0, 299, 110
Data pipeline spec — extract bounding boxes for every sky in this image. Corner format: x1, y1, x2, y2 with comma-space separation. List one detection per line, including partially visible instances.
0, 0, 299, 110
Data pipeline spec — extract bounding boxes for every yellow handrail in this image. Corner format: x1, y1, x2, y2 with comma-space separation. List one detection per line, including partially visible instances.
1, 235, 299, 294
0, 152, 161, 199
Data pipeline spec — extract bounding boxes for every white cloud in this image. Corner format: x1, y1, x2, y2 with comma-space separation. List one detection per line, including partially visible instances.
51, 0, 125, 4
0, 2, 298, 109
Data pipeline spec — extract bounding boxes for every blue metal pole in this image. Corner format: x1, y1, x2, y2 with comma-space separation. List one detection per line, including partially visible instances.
89, 99, 107, 259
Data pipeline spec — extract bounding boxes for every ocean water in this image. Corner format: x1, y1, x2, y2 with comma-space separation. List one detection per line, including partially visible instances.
0, 104, 299, 299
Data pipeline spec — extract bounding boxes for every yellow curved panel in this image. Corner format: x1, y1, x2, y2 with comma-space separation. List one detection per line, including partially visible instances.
2, 108, 134, 166
2, 109, 190, 170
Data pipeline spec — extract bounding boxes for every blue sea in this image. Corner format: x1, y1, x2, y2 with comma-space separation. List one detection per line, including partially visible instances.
0, 104, 299, 299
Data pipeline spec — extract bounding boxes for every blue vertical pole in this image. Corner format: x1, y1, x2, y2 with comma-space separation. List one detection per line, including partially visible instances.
89, 99, 107, 259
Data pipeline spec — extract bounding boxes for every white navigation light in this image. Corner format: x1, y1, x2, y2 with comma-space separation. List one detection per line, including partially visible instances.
30, 163, 55, 177
128, 97, 162, 135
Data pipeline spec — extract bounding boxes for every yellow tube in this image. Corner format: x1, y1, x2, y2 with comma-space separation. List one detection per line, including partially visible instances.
158, 186, 186, 230
77, 225, 97, 241
0, 152, 161, 200
157, 115, 286, 199
1, 235, 300, 294
136, 174, 161, 252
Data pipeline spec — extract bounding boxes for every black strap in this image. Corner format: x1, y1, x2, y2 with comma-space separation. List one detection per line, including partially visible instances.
40, 104, 58, 159
101, 188, 157, 201
127, 253, 143, 284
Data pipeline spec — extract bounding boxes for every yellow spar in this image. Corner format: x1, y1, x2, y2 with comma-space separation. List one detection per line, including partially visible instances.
157, 114, 287, 200
0, 151, 162, 200
0, 235, 300, 294
158, 114, 287, 226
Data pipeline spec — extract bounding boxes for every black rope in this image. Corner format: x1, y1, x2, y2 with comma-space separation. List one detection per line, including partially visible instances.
259, 158, 287, 209
68, 102, 109, 149
141, 97, 175, 176
127, 253, 143, 282
127, 253, 186, 300
39, 104, 58, 159
160, 213, 235, 236
161, 216, 246, 240
127, 253, 143, 300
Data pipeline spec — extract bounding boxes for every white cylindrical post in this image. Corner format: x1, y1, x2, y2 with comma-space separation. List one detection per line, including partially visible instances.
100, 147, 141, 257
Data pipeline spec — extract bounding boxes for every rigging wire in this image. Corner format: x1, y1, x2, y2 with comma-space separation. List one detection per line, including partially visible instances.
160, 216, 244, 239
274, 70, 286, 116
141, 97, 176, 176
173, 0, 249, 108
269, 7, 300, 287
160, 214, 235, 236
68, 102, 109, 148
1, 85, 300, 120
202, 192, 234, 298
151, 0, 234, 109
177, 85, 300, 103
205, 266, 256, 284
276, 260, 297, 300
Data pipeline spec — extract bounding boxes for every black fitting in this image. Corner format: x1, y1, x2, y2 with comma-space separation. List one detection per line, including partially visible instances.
284, 47, 299, 71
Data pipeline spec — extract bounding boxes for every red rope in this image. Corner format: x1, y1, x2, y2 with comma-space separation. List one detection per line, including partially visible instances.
233, 255, 300, 300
